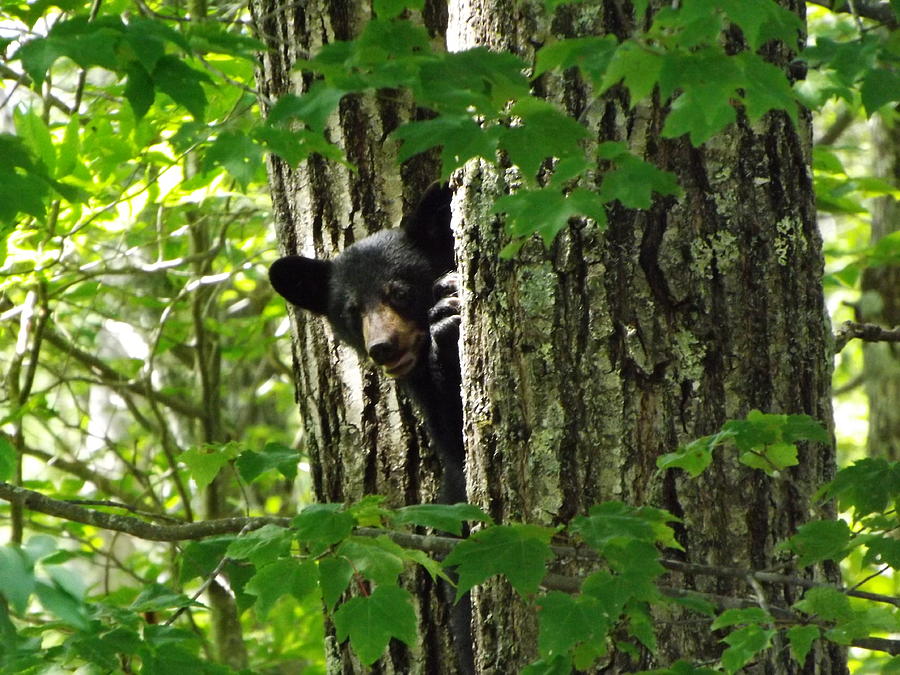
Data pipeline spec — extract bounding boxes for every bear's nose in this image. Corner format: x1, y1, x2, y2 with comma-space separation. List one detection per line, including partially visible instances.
368, 340, 400, 365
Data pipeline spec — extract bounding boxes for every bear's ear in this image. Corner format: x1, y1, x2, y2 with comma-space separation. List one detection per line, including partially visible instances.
403, 182, 454, 267
269, 256, 332, 315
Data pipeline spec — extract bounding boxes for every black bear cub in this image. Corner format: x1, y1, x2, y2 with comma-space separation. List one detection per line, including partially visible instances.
268, 183, 465, 504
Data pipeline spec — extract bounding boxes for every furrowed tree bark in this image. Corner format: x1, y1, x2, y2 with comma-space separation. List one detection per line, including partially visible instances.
451, 0, 843, 672
250, 2, 463, 672
253, 0, 844, 672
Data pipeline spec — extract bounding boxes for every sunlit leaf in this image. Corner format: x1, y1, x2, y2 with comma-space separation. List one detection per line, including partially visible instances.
333, 585, 417, 664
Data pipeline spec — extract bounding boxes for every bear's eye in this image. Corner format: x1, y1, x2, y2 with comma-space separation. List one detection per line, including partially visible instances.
386, 282, 413, 310
343, 300, 360, 321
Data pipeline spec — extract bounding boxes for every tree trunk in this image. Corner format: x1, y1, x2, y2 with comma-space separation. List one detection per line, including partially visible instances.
250, 2, 463, 672
863, 116, 900, 461
451, 1, 843, 672
253, 0, 845, 672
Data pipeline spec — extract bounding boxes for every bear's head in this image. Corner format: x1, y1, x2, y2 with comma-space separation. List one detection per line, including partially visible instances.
269, 183, 454, 379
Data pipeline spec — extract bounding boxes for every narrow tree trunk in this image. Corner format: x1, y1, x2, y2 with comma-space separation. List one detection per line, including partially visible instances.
451, 1, 843, 671
863, 116, 900, 460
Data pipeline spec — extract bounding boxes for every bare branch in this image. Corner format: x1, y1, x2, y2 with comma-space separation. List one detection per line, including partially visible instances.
0, 481, 290, 540
41, 325, 206, 419
834, 320, 900, 353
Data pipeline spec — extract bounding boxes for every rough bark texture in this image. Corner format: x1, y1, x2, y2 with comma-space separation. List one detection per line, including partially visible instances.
250, 2, 463, 672
450, 1, 843, 672
253, 0, 844, 672
863, 116, 900, 460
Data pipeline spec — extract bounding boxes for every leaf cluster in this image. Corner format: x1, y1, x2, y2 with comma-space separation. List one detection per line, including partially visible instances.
5, 417, 900, 671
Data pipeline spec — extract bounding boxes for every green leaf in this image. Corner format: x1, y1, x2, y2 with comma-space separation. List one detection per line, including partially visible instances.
153, 55, 210, 121
601, 41, 663, 101
443, 524, 554, 599
603, 540, 666, 601
225, 524, 292, 566
392, 503, 491, 536
493, 187, 606, 250
669, 592, 716, 617
123, 20, 168, 74
534, 36, 618, 85
393, 116, 501, 178
813, 146, 846, 175
293, 503, 356, 554
56, 15, 126, 67
657, 429, 736, 477
268, 84, 346, 132
718, 0, 803, 50
417, 47, 531, 115
710, 607, 772, 631
650, 3, 724, 50
180, 537, 232, 583
862, 536, 900, 570
736, 52, 798, 124
501, 99, 590, 179
536, 591, 609, 658
186, 22, 264, 59
824, 606, 900, 645
658, 48, 745, 145
246, 559, 318, 619
861, 68, 900, 117
56, 116, 80, 178
14, 108, 55, 176
0, 545, 34, 613
581, 569, 632, 619
627, 602, 656, 651
13, 36, 64, 87
131, 583, 195, 613
663, 85, 736, 146
598, 152, 681, 209
24, 535, 57, 564
124, 63, 155, 121
346, 495, 391, 527
333, 585, 417, 665
782, 519, 851, 567
570, 501, 661, 550
822, 457, 900, 518
780, 414, 830, 444
720, 624, 775, 674
319, 555, 354, 611
0, 436, 15, 481
334, 537, 405, 585
786, 625, 819, 665
739, 441, 798, 475
202, 131, 263, 188
793, 586, 853, 622
34, 580, 89, 630
235, 442, 301, 483
180, 443, 237, 490
255, 126, 347, 168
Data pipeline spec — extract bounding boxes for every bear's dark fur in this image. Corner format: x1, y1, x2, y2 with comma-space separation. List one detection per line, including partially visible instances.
268, 183, 465, 504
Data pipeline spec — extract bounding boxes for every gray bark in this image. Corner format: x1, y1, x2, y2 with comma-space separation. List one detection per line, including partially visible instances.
253, 0, 845, 672
251, 2, 463, 672
451, 1, 843, 672
863, 116, 900, 460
